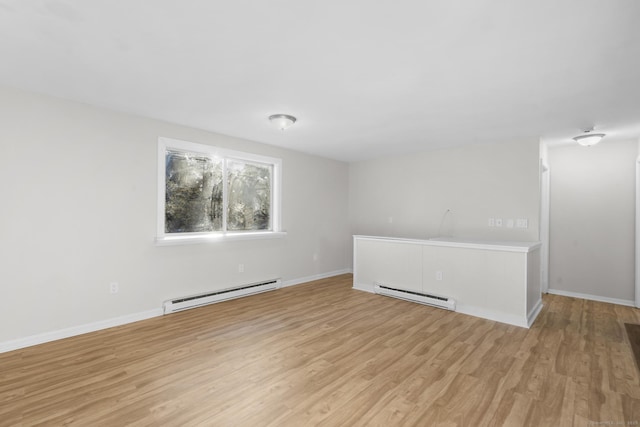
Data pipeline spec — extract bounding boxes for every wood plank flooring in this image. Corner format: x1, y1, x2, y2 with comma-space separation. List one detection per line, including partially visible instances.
2, 274, 640, 426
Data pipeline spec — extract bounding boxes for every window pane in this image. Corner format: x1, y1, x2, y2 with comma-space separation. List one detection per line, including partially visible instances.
165, 150, 223, 233
227, 160, 272, 231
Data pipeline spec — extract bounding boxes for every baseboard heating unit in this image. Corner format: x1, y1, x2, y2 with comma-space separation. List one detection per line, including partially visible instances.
374, 283, 456, 311
163, 279, 281, 314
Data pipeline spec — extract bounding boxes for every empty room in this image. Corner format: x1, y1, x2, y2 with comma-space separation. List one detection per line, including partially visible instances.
1, 0, 640, 425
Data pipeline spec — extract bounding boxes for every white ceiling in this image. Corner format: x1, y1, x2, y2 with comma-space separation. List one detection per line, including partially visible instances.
1, 0, 639, 162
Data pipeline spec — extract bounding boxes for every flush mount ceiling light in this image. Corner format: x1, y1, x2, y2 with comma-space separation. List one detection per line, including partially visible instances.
269, 114, 296, 131
573, 132, 605, 147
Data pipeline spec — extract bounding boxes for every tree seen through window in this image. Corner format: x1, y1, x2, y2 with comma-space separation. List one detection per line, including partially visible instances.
164, 150, 272, 234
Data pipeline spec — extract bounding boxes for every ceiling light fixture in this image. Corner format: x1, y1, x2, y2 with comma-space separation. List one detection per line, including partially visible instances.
573, 131, 605, 147
269, 114, 296, 131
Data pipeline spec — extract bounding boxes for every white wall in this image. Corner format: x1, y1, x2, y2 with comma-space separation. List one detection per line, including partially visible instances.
0, 85, 350, 345
349, 140, 541, 243
548, 139, 637, 302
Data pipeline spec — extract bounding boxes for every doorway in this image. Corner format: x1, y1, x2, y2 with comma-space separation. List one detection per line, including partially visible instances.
540, 139, 638, 306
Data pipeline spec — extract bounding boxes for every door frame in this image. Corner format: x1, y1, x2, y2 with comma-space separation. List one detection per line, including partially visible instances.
539, 157, 550, 294
636, 154, 640, 307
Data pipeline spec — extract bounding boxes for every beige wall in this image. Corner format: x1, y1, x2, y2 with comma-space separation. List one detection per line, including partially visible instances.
348, 140, 541, 243
548, 139, 637, 302
0, 85, 350, 344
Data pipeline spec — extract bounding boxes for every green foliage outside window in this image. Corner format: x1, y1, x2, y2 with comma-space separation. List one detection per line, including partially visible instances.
227, 160, 272, 231
165, 150, 271, 233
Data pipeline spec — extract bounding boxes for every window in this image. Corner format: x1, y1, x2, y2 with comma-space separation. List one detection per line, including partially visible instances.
157, 137, 283, 244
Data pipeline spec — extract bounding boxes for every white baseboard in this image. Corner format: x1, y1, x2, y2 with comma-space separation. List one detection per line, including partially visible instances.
352, 282, 375, 293
455, 304, 529, 329
527, 299, 544, 327
1, 269, 355, 354
0, 308, 163, 354
546, 288, 635, 307
281, 268, 352, 288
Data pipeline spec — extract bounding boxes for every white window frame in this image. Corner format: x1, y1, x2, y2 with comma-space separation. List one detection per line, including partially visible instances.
156, 137, 285, 246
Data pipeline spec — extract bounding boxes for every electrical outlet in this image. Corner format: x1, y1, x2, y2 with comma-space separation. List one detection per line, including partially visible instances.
238, 264, 244, 273
436, 271, 443, 281
488, 218, 495, 227
109, 282, 119, 294
516, 218, 529, 229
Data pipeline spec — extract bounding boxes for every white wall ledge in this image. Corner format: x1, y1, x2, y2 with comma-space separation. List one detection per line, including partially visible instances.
353, 235, 542, 328
353, 235, 541, 253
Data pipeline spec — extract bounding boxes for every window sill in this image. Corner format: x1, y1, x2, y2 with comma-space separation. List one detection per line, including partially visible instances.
155, 231, 287, 246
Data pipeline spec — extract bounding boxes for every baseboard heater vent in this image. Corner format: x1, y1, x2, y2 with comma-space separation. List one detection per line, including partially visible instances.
374, 283, 456, 311
163, 279, 281, 314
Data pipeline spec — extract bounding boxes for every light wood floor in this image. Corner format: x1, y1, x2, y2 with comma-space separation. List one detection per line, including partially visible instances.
2, 274, 640, 426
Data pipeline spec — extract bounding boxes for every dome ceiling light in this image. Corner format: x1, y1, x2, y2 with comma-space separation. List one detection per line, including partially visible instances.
269, 114, 297, 131
573, 129, 605, 147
